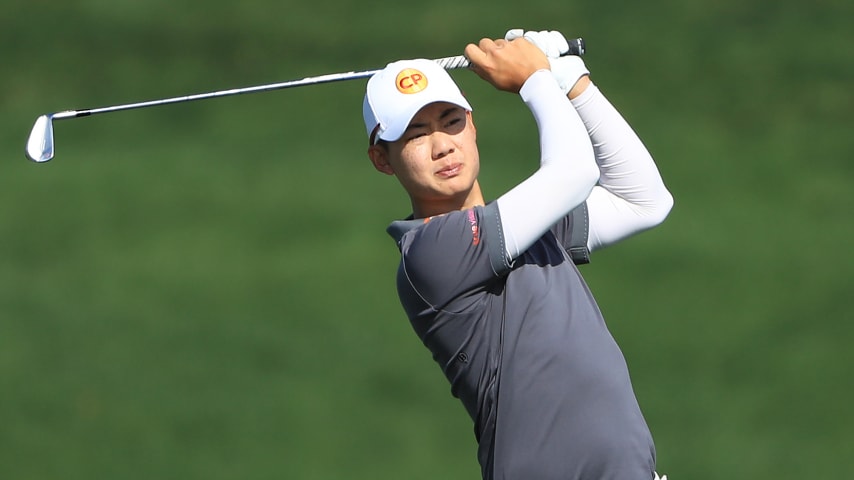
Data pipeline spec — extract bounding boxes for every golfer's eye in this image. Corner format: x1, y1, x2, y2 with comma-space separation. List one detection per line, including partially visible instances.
445, 115, 465, 134
407, 131, 428, 142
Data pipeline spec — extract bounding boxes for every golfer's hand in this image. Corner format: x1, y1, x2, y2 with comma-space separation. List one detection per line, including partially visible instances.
464, 37, 550, 93
505, 28, 570, 57
505, 28, 590, 97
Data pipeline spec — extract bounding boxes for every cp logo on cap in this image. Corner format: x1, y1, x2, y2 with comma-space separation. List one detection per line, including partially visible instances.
395, 68, 428, 94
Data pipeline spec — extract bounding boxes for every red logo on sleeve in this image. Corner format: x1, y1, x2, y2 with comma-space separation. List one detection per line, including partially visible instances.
467, 210, 480, 246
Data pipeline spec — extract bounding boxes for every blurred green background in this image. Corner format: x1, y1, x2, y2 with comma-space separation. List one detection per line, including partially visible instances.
2, 0, 852, 478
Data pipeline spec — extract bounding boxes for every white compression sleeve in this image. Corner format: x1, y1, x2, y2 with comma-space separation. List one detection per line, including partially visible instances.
496, 71, 599, 261
570, 84, 674, 252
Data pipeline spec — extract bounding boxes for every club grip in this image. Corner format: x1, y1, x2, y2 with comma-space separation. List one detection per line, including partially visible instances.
567, 37, 585, 56
434, 37, 585, 71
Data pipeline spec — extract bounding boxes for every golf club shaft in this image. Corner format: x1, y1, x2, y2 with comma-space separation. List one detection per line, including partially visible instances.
52, 68, 383, 120
26, 38, 585, 162
49, 39, 584, 120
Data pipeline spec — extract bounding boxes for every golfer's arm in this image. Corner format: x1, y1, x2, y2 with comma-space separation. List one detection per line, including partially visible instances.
496, 71, 599, 261
570, 83, 674, 251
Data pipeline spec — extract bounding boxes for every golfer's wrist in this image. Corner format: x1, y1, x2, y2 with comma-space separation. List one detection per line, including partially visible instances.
568, 75, 591, 100
520, 70, 557, 100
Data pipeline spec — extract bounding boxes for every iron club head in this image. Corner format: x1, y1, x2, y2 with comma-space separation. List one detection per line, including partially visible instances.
26, 114, 55, 163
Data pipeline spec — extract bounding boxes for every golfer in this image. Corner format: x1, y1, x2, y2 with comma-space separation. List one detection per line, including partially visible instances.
363, 29, 673, 480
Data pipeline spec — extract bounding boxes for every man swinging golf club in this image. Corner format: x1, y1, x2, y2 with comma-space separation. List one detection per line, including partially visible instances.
363, 28, 673, 479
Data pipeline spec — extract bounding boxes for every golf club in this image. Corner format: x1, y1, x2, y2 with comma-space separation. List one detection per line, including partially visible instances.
25, 38, 585, 163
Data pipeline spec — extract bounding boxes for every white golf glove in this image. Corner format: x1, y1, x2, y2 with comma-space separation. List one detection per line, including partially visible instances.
505, 28, 589, 95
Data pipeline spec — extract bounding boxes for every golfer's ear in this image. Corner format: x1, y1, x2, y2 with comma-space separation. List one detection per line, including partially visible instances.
368, 144, 394, 175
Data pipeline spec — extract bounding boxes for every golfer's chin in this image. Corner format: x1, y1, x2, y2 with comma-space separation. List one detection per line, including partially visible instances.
434, 174, 475, 195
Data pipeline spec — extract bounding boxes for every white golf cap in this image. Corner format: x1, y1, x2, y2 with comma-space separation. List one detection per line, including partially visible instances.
362, 58, 472, 145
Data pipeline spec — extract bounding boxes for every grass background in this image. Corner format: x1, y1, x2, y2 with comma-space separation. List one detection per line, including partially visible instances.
2, 0, 852, 478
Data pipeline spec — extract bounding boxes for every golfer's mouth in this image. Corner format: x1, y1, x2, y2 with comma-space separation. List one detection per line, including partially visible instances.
436, 163, 462, 178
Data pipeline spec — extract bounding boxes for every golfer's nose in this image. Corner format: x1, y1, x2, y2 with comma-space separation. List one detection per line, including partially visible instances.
431, 132, 455, 160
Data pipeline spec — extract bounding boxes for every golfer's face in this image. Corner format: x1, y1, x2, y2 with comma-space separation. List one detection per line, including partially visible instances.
386, 102, 479, 204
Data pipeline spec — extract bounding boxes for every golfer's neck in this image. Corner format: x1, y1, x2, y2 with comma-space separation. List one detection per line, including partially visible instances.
412, 182, 485, 219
